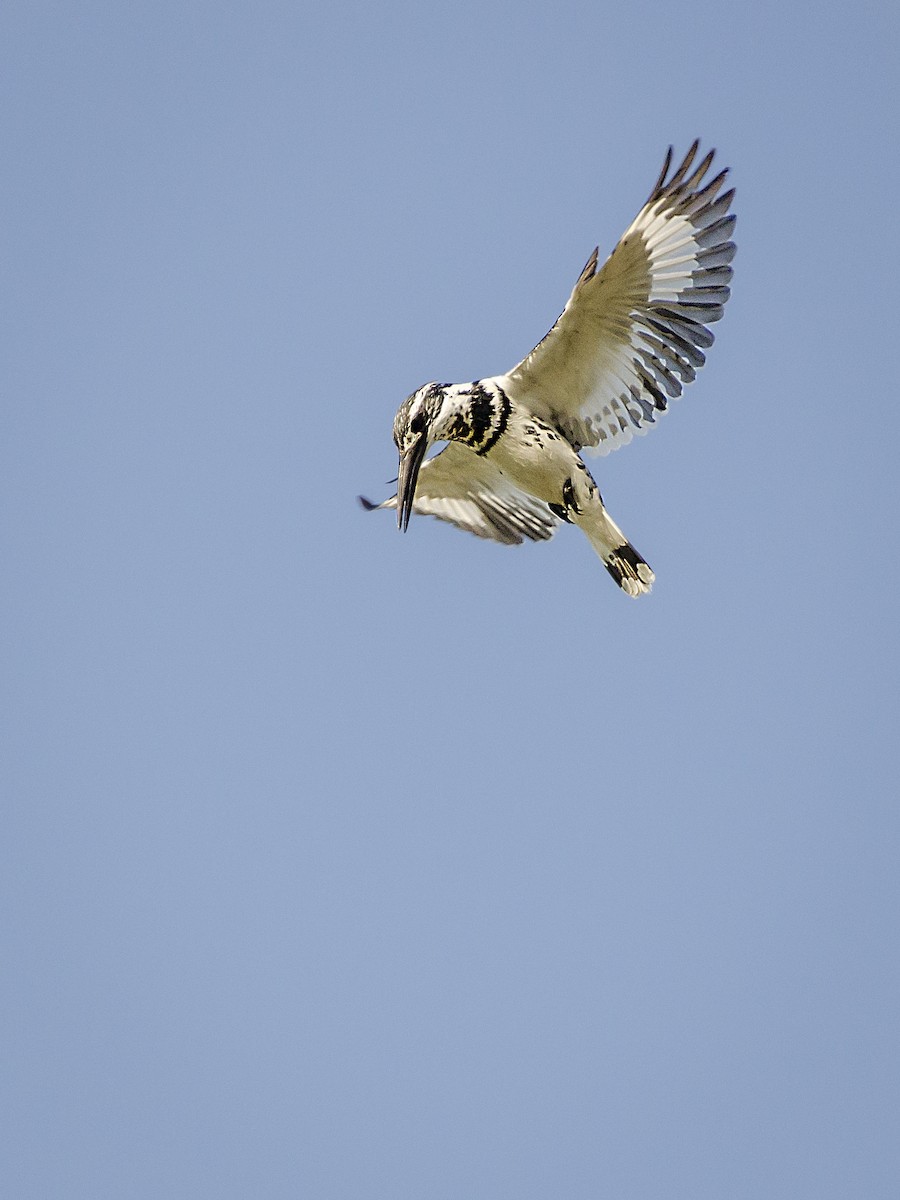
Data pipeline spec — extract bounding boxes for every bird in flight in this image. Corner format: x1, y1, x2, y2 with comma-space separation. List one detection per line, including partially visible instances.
361, 141, 735, 596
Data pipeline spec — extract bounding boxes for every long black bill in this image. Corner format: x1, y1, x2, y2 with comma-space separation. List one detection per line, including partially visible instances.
397, 435, 427, 532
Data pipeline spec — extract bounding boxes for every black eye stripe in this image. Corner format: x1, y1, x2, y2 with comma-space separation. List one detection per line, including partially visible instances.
410, 413, 425, 434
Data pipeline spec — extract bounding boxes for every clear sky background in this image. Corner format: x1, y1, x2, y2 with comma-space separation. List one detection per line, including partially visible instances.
3, 2, 898, 1197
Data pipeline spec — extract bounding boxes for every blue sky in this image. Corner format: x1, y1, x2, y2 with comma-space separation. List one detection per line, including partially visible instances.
3, 2, 898, 1197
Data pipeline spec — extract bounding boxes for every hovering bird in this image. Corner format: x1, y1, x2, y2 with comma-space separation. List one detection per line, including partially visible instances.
361, 141, 735, 596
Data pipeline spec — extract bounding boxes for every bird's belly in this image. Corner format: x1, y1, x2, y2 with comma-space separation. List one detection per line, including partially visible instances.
486, 420, 581, 504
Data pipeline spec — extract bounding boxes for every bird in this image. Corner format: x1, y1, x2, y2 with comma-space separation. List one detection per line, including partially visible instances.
360, 140, 735, 597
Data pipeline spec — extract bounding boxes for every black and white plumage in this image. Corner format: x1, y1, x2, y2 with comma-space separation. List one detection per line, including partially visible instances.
361, 141, 736, 596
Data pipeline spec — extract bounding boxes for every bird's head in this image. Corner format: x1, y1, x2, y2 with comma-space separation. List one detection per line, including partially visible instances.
393, 382, 448, 531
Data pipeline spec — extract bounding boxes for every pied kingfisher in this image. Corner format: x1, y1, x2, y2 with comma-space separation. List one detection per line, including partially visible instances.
361, 141, 735, 596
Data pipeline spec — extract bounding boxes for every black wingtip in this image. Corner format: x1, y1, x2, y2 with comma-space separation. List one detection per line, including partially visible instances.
576, 247, 599, 287
358, 495, 378, 511
650, 146, 674, 198
666, 140, 701, 192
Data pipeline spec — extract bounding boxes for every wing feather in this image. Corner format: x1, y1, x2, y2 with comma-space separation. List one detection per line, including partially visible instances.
501, 143, 735, 455
360, 443, 560, 545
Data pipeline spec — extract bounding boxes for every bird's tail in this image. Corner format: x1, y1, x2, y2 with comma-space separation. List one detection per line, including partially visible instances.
582, 508, 655, 597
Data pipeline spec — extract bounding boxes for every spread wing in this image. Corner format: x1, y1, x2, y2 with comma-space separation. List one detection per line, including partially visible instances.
359, 442, 560, 545
500, 141, 736, 455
